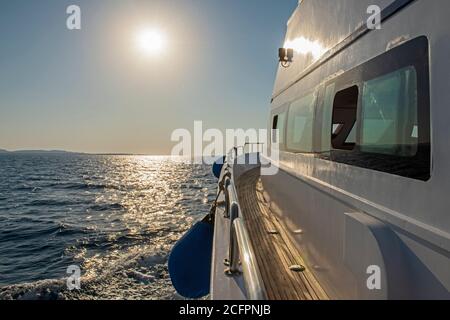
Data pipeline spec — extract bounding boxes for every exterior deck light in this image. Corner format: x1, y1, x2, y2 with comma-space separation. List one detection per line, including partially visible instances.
278, 48, 294, 68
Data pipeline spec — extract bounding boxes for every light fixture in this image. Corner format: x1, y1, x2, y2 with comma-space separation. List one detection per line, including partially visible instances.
278, 48, 294, 68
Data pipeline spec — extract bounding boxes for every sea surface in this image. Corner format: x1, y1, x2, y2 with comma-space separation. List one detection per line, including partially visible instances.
0, 153, 216, 300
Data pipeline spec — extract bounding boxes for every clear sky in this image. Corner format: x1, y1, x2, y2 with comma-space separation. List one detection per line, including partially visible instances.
0, 0, 298, 154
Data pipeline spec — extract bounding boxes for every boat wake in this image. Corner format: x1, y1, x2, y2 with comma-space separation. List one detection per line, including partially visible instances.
0, 155, 216, 300
0, 243, 181, 300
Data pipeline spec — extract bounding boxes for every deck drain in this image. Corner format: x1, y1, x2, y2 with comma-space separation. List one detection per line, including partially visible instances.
289, 265, 306, 273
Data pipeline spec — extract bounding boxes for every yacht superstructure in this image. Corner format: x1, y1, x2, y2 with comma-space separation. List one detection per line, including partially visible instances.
171, 0, 450, 300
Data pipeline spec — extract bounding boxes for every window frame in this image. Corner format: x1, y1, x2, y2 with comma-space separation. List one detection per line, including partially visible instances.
270, 104, 289, 151
319, 36, 431, 181
331, 85, 360, 151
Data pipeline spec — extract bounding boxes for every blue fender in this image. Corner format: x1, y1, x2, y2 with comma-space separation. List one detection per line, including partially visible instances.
212, 156, 226, 179
168, 216, 214, 299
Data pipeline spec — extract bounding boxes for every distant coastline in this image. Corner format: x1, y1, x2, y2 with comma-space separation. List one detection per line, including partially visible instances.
0, 148, 80, 155
0, 149, 156, 156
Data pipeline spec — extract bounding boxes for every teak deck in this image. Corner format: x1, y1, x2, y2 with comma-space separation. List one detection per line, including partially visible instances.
236, 168, 328, 300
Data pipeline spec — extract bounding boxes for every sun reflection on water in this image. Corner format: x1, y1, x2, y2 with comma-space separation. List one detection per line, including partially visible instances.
63, 156, 217, 299
0, 154, 216, 299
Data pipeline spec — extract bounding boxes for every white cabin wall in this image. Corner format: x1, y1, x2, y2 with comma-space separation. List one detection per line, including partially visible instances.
271, 0, 450, 240
264, 0, 450, 298
273, 0, 393, 96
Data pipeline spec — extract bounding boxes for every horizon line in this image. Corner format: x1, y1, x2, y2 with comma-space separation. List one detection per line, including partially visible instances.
0, 148, 174, 156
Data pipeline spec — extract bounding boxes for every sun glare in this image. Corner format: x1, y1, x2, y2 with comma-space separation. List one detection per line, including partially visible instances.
284, 37, 326, 61
135, 28, 167, 56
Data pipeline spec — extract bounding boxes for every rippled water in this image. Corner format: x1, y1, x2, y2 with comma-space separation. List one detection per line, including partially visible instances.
0, 153, 216, 300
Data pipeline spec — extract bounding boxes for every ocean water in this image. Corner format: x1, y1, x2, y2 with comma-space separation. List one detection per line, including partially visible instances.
0, 153, 216, 300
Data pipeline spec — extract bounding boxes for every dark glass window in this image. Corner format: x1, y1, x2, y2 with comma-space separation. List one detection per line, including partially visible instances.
320, 36, 430, 181
360, 67, 418, 157
286, 93, 316, 152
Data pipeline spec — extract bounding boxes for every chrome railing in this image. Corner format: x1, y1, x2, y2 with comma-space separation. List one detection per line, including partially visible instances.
222, 147, 266, 300
231, 143, 265, 159
244, 142, 265, 154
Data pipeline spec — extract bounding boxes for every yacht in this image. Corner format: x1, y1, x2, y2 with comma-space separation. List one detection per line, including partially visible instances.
170, 0, 450, 300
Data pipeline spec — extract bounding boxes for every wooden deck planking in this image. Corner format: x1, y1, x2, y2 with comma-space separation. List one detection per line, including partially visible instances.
236, 168, 329, 300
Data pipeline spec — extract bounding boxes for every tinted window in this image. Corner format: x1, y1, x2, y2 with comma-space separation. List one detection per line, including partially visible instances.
319, 36, 430, 181
361, 67, 418, 157
286, 93, 316, 152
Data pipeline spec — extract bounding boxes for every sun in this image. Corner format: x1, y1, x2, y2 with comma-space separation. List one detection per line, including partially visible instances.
135, 28, 167, 56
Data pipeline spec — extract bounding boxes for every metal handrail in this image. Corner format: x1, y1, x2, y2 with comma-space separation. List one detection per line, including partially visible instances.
230, 143, 264, 159
244, 142, 265, 154
233, 217, 266, 300
223, 150, 267, 300
228, 145, 263, 167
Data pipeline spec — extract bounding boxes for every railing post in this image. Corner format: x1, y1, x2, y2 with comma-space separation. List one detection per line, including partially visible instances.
223, 178, 231, 218
225, 202, 240, 275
